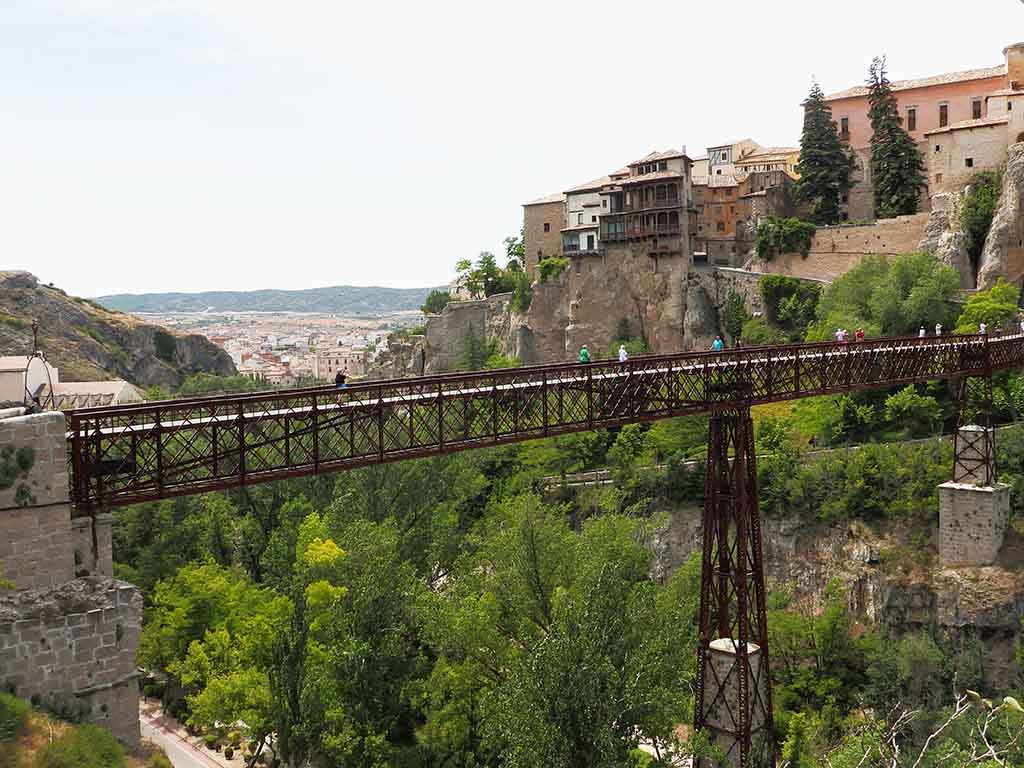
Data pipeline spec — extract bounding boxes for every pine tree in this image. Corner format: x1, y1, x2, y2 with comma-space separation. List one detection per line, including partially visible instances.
795, 81, 853, 225
867, 56, 927, 218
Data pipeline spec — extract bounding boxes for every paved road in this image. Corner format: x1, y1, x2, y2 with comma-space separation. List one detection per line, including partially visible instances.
140, 706, 226, 768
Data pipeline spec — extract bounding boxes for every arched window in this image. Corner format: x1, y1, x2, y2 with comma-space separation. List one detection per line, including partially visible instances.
669, 211, 679, 229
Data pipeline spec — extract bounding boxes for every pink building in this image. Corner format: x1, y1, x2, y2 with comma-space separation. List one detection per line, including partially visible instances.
823, 45, 1023, 220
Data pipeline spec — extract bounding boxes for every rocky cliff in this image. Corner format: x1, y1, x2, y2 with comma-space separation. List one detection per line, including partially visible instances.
652, 506, 1024, 681
978, 142, 1024, 289
0, 272, 235, 389
918, 192, 974, 287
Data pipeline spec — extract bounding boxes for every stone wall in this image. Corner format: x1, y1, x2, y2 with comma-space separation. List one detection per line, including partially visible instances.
0, 410, 74, 590
746, 213, 930, 282
0, 578, 142, 746
938, 482, 1010, 567
422, 293, 515, 374
523, 199, 565, 279
0, 407, 141, 746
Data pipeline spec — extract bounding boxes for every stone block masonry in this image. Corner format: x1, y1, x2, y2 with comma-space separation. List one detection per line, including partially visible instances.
0, 578, 142, 746
0, 409, 74, 589
0, 408, 140, 746
939, 482, 1010, 567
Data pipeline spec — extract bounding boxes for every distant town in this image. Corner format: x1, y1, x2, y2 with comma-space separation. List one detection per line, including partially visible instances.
141, 308, 426, 385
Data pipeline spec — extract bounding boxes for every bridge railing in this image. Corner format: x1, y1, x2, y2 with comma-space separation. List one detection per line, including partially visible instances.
65, 332, 1021, 510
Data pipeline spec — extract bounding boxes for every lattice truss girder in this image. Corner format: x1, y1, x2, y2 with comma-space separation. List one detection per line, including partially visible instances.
694, 405, 774, 768
66, 333, 1024, 510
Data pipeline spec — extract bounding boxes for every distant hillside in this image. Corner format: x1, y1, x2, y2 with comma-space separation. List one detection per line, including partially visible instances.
0, 272, 235, 390
95, 284, 446, 314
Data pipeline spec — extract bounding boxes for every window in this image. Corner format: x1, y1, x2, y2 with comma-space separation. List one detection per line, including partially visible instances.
602, 200, 607, 207
537, 249, 542, 256
591, 215, 597, 223
716, 169, 722, 175
840, 117, 849, 139
935, 173, 943, 184
939, 103, 948, 127
577, 213, 583, 225
586, 234, 595, 250
966, 158, 974, 168
841, 193, 848, 203
972, 99, 982, 120
716, 221, 725, 232
730, 205, 735, 214
907, 107, 916, 131
543, 223, 550, 232
935, 144, 941, 153
1010, 100, 1014, 111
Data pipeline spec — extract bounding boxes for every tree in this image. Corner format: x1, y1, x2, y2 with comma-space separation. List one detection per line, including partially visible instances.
867, 56, 926, 218
504, 234, 525, 273
723, 291, 749, 342
795, 82, 854, 225
955, 277, 1021, 334
421, 289, 452, 315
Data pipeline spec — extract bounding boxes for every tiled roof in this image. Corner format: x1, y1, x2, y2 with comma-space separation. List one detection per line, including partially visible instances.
925, 114, 1010, 135
608, 169, 687, 187
985, 87, 1024, 98
826, 65, 1006, 100
736, 148, 799, 164
629, 149, 686, 165
524, 191, 565, 206
566, 175, 614, 194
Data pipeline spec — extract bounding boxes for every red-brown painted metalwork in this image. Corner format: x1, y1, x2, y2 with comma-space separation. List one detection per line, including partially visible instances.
66, 332, 1024, 512
694, 399, 774, 767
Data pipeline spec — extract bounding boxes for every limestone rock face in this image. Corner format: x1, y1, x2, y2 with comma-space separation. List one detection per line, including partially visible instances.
651, 505, 1024, 681
977, 143, 1024, 289
919, 192, 974, 288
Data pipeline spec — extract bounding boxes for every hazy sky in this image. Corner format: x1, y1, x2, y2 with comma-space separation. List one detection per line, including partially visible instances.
2, 0, 1020, 297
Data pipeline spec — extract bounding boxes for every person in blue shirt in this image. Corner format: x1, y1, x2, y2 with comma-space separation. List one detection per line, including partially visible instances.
711, 336, 724, 352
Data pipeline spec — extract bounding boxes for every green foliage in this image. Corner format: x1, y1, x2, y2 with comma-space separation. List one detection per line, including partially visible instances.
504, 233, 525, 272
149, 755, 173, 768
456, 251, 519, 298
607, 317, 648, 358
537, 256, 569, 283
795, 82, 854, 225
153, 329, 177, 363
740, 317, 786, 346
759, 275, 821, 341
808, 252, 959, 339
421, 289, 452, 315
459, 329, 498, 371
509, 269, 533, 313
955, 277, 1020, 334
868, 56, 927, 217
176, 374, 264, 397
883, 385, 943, 437
755, 217, 816, 261
0, 692, 29, 742
36, 724, 126, 768
723, 291, 749, 341
0, 312, 28, 330
961, 171, 1003, 267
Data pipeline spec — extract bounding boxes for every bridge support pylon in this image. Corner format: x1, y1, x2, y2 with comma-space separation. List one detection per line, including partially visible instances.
694, 405, 774, 768
939, 376, 1009, 567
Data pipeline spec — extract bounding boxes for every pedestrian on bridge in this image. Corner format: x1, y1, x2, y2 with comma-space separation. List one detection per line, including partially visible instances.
335, 370, 348, 389
711, 336, 724, 352
919, 326, 926, 338
936, 323, 943, 336
579, 345, 591, 364
1019, 317, 1024, 335
980, 322, 988, 335
618, 344, 629, 364
855, 328, 865, 342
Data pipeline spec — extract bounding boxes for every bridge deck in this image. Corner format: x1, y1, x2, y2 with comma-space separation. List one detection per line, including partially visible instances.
66, 332, 1024, 510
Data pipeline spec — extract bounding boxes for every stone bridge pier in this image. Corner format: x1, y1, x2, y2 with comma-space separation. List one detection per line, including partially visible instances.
939, 424, 1010, 567
0, 408, 141, 746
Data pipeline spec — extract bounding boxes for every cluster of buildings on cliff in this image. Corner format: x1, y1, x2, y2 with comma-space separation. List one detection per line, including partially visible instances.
523, 42, 1024, 284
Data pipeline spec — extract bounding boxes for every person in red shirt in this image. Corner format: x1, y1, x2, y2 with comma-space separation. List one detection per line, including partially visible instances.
855, 328, 865, 342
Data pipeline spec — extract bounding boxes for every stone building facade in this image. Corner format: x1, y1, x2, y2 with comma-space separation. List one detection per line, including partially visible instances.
522, 193, 566, 278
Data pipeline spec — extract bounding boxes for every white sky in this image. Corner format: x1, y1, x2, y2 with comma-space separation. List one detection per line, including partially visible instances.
2, 0, 1020, 297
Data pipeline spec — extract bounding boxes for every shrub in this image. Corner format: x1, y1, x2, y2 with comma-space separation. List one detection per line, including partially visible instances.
0, 692, 29, 742
224, 746, 235, 760
961, 170, 1002, 267
36, 723, 126, 768
150, 755, 173, 768
509, 269, 532, 312
755, 217, 817, 261
723, 291, 749, 341
537, 256, 569, 283
227, 730, 242, 747
203, 733, 218, 749
420, 289, 451, 315
153, 330, 176, 363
